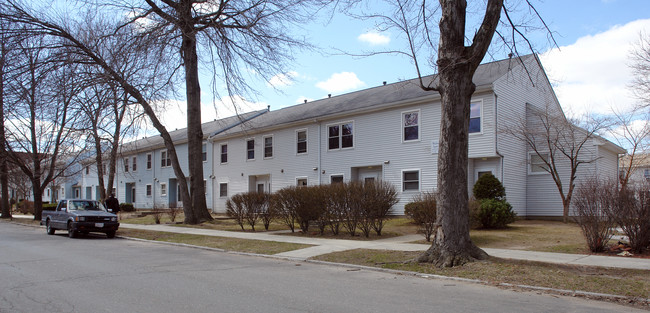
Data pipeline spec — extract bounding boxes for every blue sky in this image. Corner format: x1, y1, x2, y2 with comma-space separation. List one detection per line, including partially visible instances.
157, 0, 650, 134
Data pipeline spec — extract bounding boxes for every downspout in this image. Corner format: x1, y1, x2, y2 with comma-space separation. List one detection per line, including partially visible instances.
494, 93, 504, 182
317, 120, 322, 185
152, 151, 156, 210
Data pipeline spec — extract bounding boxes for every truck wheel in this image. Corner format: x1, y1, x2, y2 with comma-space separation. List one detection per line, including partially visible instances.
67, 222, 77, 238
106, 231, 116, 239
46, 220, 55, 235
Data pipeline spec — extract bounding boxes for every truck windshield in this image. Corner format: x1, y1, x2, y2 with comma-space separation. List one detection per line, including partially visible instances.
69, 201, 106, 211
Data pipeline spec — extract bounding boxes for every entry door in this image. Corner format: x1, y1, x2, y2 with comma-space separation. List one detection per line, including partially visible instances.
257, 183, 265, 193
360, 173, 379, 184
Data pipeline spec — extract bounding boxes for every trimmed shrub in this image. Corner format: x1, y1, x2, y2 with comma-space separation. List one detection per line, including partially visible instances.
226, 194, 247, 230
366, 181, 398, 236
226, 192, 271, 231
16, 200, 34, 215
572, 178, 615, 252
473, 173, 505, 201
119, 203, 135, 212
272, 188, 298, 232
42, 203, 57, 211
607, 183, 650, 253
404, 192, 437, 241
477, 199, 516, 229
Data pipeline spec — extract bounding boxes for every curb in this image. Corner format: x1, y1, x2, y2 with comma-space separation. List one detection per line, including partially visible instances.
116, 234, 650, 306
5, 219, 650, 306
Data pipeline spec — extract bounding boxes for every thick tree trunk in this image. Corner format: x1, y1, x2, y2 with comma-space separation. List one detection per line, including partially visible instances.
417, 0, 502, 267
0, 46, 9, 218
32, 178, 43, 221
180, 9, 212, 224
416, 60, 488, 266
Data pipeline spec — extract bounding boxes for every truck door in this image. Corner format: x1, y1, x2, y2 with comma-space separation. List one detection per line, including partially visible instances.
53, 200, 67, 228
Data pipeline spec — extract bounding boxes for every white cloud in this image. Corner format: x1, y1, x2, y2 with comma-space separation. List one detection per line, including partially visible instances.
295, 96, 314, 105
267, 71, 298, 88
358, 31, 391, 46
155, 96, 269, 131
316, 72, 365, 93
540, 19, 650, 117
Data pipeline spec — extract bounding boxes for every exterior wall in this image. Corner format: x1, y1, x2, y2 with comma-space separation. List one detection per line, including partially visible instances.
493, 57, 553, 216
210, 91, 499, 214
108, 140, 214, 210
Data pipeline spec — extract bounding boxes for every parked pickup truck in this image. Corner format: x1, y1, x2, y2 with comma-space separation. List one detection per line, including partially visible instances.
41, 199, 119, 238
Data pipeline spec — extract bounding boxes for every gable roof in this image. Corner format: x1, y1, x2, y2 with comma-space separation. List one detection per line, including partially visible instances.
121, 54, 534, 151
121, 109, 268, 154
211, 55, 533, 139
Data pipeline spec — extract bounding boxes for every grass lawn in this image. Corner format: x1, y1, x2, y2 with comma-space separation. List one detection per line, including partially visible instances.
312, 249, 650, 300
117, 228, 312, 255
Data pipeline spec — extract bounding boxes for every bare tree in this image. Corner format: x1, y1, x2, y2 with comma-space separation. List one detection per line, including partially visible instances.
4, 33, 85, 221
0, 19, 14, 218
610, 107, 650, 189
343, 0, 554, 266
505, 102, 608, 223
630, 32, 650, 107
2, 0, 328, 224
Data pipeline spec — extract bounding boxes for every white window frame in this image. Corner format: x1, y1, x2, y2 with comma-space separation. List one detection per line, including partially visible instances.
161, 150, 171, 168
146, 153, 152, 170
202, 143, 207, 162
402, 109, 421, 142
330, 174, 344, 184
146, 184, 152, 197
529, 152, 549, 175
246, 138, 255, 161
296, 129, 308, 155
219, 183, 228, 198
160, 183, 167, 197
263, 135, 274, 159
469, 99, 483, 135
204, 179, 208, 195
220, 143, 228, 164
296, 177, 308, 187
123, 157, 129, 172
327, 121, 354, 151
132, 156, 137, 172
402, 169, 421, 192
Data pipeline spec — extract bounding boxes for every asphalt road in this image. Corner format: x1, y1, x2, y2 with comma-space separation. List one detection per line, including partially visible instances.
0, 222, 643, 313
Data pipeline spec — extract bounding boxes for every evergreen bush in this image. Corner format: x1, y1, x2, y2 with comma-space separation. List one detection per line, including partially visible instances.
472, 173, 505, 201
477, 199, 516, 229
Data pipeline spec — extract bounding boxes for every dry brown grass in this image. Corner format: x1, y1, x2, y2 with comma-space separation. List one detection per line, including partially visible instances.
117, 228, 312, 254
312, 249, 650, 300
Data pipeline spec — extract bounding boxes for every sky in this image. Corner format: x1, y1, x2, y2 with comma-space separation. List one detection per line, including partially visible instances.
155, 0, 650, 137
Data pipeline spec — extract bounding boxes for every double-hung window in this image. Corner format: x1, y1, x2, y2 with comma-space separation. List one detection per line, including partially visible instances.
146, 153, 152, 170
220, 144, 228, 164
530, 153, 548, 174
202, 143, 207, 162
403, 111, 419, 141
296, 130, 307, 154
402, 170, 420, 191
124, 158, 129, 172
264, 136, 273, 158
246, 139, 255, 160
219, 183, 228, 197
328, 122, 353, 150
161, 183, 167, 196
161, 150, 171, 167
132, 156, 137, 172
469, 102, 481, 133
146, 184, 152, 197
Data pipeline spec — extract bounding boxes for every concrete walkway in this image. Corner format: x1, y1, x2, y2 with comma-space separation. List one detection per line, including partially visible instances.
117, 223, 650, 270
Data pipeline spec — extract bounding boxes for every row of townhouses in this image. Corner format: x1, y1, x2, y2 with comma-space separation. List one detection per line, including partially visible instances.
44, 55, 626, 217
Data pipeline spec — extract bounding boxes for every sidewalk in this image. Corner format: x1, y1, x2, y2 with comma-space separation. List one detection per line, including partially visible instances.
118, 223, 650, 271
9, 215, 649, 270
